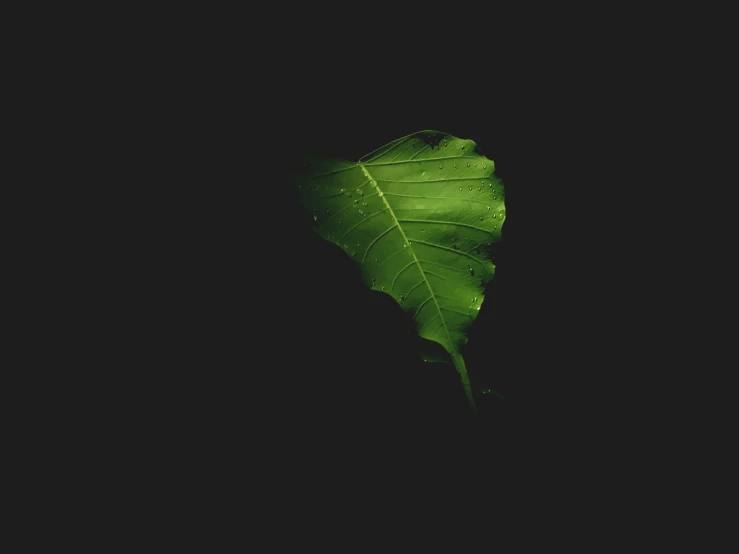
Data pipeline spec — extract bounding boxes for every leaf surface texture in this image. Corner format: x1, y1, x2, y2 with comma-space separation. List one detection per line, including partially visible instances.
295, 131, 506, 408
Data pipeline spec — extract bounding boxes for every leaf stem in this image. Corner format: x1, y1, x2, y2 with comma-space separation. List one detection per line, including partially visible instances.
452, 352, 477, 412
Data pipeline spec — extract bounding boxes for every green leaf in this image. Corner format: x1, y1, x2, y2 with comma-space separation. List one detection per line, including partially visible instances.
293, 130, 506, 410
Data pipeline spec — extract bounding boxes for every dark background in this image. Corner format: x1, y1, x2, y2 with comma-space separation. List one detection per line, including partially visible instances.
100, 18, 699, 538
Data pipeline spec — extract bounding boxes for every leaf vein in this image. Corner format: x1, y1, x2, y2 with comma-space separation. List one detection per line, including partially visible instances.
419, 259, 467, 273
441, 306, 471, 317
397, 218, 489, 233
366, 155, 481, 167
378, 177, 492, 184
392, 260, 418, 292
406, 279, 426, 299
360, 162, 454, 349
337, 208, 389, 243
361, 223, 398, 264
413, 295, 434, 319
410, 240, 487, 266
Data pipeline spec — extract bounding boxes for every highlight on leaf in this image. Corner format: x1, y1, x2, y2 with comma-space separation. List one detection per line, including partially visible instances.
293, 130, 506, 410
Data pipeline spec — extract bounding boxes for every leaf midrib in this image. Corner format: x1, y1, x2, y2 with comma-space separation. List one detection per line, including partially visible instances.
359, 162, 453, 351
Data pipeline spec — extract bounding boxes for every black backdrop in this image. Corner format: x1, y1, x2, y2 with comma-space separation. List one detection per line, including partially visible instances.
103, 22, 692, 540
